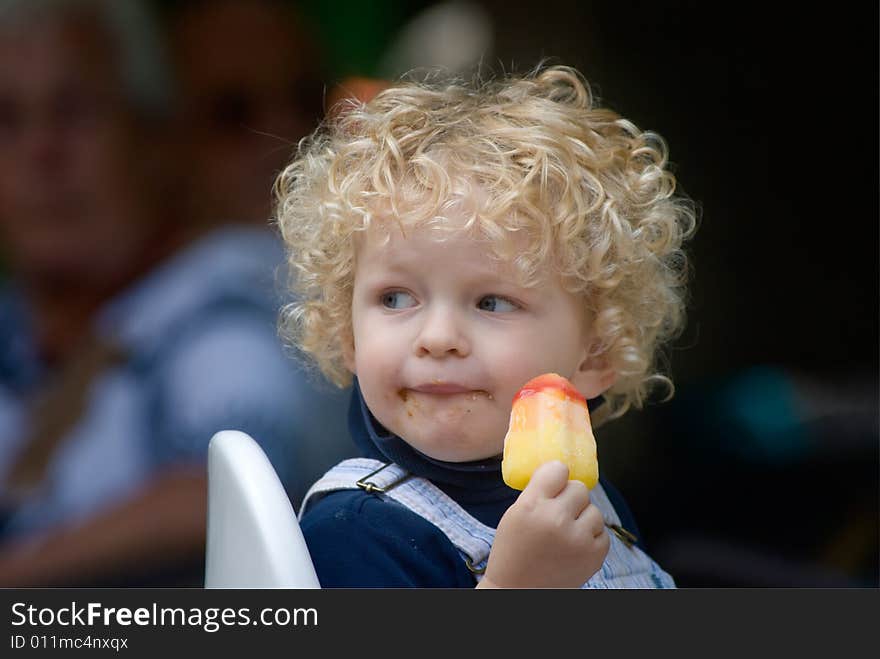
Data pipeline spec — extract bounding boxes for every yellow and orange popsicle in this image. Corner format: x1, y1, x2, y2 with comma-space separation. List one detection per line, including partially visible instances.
501, 373, 598, 490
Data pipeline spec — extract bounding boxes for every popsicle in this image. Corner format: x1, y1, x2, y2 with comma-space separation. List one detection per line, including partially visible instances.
501, 373, 598, 491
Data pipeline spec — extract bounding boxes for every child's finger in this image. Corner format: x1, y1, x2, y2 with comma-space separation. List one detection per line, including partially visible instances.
575, 503, 606, 538
557, 479, 591, 518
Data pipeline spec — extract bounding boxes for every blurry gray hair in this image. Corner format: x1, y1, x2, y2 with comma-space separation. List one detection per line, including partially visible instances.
0, 0, 172, 118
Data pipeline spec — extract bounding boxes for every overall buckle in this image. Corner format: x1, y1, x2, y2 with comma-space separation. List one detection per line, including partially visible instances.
606, 523, 638, 549
355, 462, 410, 494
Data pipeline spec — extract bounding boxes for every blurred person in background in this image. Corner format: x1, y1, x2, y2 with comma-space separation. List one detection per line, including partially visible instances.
167, 0, 324, 227
0, 0, 347, 586
165, 0, 352, 506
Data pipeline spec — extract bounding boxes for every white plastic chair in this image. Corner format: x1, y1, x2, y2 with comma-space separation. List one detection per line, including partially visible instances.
204, 430, 320, 588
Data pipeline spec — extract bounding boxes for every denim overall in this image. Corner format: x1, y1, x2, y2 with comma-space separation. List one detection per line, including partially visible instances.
300, 458, 675, 588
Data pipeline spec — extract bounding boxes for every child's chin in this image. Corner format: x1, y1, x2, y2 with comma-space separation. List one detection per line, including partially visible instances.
404, 428, 500, 463
420, 448, 493, 463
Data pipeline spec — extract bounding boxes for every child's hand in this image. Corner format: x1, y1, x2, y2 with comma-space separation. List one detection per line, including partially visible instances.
478, 461, 610, 588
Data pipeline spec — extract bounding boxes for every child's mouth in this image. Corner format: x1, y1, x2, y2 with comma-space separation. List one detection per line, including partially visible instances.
400, 386, 494, 401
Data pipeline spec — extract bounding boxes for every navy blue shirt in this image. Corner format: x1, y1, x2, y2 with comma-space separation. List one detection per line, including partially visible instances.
300, 381, 642, 587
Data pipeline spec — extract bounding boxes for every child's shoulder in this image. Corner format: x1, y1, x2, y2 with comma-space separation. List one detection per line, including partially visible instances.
301, 488, 444, 543
299, 489, 474, 587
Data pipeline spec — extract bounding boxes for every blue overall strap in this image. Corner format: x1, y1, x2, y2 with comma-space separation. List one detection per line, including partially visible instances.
300, 458, 494, 578
599, 476, 645, 551
301, 458, 676, 588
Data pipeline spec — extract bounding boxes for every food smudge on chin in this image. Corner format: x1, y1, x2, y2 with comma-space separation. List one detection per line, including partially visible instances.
397, 388, 419, 418
395, 387, 494, 419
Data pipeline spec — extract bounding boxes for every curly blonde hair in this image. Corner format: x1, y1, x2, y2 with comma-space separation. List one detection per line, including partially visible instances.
275, 64, 696, 422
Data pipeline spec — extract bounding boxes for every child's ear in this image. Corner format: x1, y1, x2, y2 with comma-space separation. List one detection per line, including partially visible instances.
571, 345, 617, 400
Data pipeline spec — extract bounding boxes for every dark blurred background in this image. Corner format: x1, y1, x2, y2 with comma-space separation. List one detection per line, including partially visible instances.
1, 0, 876, 587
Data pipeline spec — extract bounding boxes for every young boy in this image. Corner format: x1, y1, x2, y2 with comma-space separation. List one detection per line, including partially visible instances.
275, 64, 696, 588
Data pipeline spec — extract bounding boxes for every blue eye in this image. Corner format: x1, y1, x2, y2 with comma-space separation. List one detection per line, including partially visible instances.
477, 295, 518, 312
381, 291, 416, 309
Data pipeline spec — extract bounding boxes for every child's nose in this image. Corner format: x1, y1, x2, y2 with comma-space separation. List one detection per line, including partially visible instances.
413, 307, 471, 358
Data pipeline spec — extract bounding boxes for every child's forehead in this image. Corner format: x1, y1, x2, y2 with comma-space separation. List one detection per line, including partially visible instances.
352, 213, 560, 288
358, 185, 518, 240
354, 206, 527, 256
355, 218, 479, 267
350, 186, 569, 288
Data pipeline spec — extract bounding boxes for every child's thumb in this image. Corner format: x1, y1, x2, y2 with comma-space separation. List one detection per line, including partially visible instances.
521, 460, 569, 500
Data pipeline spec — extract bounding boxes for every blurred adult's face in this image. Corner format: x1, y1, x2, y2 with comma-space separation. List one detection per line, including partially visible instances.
172, 0, 323, 226
0, 16, 156, 284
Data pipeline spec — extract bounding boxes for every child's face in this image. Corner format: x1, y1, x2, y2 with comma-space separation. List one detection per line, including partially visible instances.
346, 216, 610, 463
